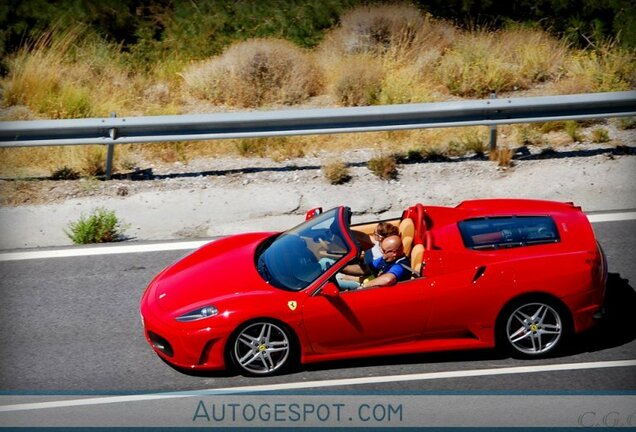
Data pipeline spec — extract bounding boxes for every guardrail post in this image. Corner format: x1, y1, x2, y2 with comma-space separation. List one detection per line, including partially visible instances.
489, 93, 497, 152
105, 113, 116, 180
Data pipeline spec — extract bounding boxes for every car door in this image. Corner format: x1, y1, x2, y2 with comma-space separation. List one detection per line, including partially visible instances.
419, 249, 513, 341
301, 278, 427, 354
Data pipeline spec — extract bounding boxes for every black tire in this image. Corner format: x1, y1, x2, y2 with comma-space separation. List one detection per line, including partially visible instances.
497, 296, 571, 358
228, 320, 296, 376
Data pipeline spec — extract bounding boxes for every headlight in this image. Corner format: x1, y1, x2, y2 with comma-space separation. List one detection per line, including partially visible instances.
176, 305, 218, 322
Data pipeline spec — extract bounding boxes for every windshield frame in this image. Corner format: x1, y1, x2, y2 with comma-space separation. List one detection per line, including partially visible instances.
255, 207, 359, 292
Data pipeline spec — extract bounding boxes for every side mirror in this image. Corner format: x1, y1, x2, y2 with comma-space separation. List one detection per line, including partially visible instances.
320, 282, 340, 298
305, 207, 323, 220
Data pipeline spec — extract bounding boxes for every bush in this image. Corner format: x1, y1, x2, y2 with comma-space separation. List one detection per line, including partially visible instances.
183, 39, 322, 107
328, 3, 424, 56
591, 127, 610, 143
421, 146, 450, 162
368, 154, 398, 180
65, 208, 128, 244
616, 117, 636, 130
446, 132, 485, 157
83, 148, 106, 176
51, 165, 80, 180
322, 161, 351, 184
2, 28, 133, 119
561, 44, 636, 94
235, 137, 304, 161
435, 31, 519, 97
435, 28, 567, 97
490, 147, 513, 169
331, 55, 383, 106
516, 125, 543, 146
565, 121, 584, 142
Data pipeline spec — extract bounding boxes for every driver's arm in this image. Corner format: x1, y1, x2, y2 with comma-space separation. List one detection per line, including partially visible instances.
361, 272, 397, 288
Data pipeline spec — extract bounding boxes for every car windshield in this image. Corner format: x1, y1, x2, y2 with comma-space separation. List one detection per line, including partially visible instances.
255, 207, 351, 291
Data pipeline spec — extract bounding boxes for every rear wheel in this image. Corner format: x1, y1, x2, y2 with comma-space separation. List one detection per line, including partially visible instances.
498, 298, 569, 358
230, 321, 294, 376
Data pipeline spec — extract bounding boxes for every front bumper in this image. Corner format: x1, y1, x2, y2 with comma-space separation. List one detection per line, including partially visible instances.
141, 305, 231, 371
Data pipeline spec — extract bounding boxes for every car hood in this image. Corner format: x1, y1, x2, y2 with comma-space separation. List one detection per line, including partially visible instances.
151, 232, 276, 314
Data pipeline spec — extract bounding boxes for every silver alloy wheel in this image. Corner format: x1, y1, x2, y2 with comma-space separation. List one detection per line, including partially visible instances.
506, 302, 563, 355
233, 322, 290, 375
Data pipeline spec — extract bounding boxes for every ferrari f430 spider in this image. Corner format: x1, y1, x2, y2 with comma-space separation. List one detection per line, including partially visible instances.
140, 199, 607, 376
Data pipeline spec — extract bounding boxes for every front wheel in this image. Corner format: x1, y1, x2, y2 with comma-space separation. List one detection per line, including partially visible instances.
229, 321, 295, 376
498, 299, 570, 358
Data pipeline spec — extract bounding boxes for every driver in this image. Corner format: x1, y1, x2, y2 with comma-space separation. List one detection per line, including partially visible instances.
340, 235, 410, 289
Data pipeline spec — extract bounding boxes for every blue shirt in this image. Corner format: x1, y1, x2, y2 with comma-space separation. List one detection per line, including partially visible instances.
371, 256, 410, 282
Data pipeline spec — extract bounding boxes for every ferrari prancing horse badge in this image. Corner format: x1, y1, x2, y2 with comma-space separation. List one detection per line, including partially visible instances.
287, 301, 297, 311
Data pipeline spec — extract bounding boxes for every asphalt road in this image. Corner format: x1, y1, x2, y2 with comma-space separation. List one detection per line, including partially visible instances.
0, 220, 635, 394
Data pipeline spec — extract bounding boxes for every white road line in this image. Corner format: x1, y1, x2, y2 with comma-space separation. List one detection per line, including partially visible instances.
0, 240, 210, 262
0, 359, 634, 412
0, 210, 634, 262
586, 211, 636, 223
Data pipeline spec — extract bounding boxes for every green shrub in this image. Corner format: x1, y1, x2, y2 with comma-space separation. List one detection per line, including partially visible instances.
51, 165, 80, 180
538, 121, 566, 133
517, 125, 543, 145
447, 133, 485, 157
421, 146, 450, 162
565, 121, 584, 142
236, 137, 303, 161
65, 208, 128, 244
591, 127, 610, 143
397, 148, 425, 163
236, 139, 263, 157
322, 161, 351, 184
368, 155, 398, 180
617, 117, 636, 130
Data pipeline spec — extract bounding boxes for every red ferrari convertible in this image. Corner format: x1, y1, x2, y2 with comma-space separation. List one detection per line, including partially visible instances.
140, 199, 607, 376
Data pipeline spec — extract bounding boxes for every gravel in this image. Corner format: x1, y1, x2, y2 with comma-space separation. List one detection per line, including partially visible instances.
0, 140, 634, 250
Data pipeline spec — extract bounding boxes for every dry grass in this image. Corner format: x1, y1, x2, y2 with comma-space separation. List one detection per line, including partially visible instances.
591, 127, 610, 143
368, 154, 398, 180
555, 42, 636, 94
234, 137, 305, 162
325, 3, 425, 57
1, 4, 634, 177
505, 27, 569, 84
379, 61, 443, 104
182, 38, 322, 107
445, 130, 486, 157
322, 160, 351, 184
2, 27, 136, 119
490, 147, 514, 169
565, 121, 585, 143
329, 54, 384, 106
435, 27, 568, 97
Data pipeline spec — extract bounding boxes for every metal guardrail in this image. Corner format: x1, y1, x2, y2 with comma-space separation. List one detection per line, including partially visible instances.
0, 91, 635, 177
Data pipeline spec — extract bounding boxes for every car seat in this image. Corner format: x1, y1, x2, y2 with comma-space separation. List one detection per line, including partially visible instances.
398, 217, 415, 256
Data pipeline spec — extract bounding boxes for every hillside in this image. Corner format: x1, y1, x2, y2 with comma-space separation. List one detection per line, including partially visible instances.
0, 2, 634, 180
